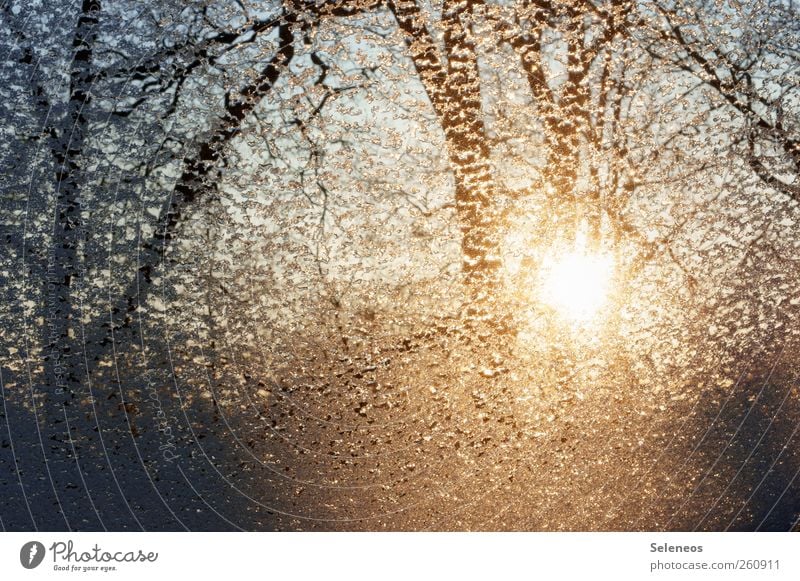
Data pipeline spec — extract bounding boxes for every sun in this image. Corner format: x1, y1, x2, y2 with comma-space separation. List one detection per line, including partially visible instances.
539, 249, 615, 324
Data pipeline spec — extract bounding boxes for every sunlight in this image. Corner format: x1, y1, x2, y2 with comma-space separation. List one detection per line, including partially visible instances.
539, 248, 615, 324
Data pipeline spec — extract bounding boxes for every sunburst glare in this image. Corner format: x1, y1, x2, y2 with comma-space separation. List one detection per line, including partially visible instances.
539, 247, 615, 324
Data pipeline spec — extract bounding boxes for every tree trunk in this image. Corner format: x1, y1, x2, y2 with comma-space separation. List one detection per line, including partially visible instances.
390, 0, 507, 326
47, 0, 101, 399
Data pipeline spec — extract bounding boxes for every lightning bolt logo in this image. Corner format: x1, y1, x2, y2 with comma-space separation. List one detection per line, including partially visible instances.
28, 544, 38, 565
20, 541, 46, 569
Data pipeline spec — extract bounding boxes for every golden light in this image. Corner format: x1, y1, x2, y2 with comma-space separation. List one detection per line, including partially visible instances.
539, 248, 615, 324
